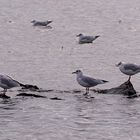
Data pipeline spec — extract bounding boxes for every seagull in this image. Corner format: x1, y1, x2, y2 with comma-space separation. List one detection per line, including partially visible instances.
116, 62, 140, 81
0, 75, 25, 95
31, 20, 52, 27
72, 70, 108, 95
76, 33, 100, 44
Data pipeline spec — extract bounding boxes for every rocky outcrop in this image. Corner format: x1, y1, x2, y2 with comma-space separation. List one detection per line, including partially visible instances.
92, 80, 138, 98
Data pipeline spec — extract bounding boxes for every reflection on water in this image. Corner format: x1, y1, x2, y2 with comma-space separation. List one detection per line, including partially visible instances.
0, 91, 139, 139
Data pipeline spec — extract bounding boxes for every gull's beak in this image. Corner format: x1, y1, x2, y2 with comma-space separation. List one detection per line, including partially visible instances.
115, 62, 121, 67
72, 71, 76, 74
31, 20, 35, 23
115, 63, 118, 67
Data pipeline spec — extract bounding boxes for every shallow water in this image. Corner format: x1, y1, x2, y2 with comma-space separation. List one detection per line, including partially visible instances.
0, 0, 140, 139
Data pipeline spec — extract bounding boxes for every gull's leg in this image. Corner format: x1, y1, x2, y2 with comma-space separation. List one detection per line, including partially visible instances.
87, 88, 89, 94
128, 76, 131, 81
83, 88, 88, 95
2, 89, 7, 95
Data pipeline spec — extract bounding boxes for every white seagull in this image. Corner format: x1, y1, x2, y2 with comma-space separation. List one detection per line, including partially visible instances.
72, 70, 108, 95
76, 33, 100, 44
31, 20, 52, 27
116, 62, 140, 81
0, 75, 24, 95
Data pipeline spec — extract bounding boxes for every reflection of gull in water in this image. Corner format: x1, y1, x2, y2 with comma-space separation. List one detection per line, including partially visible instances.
116, 62, 140, 81
76, 33, 100, 44
0, 75, 24, 95
72, 70, 108, 95
31, 20, 52, 27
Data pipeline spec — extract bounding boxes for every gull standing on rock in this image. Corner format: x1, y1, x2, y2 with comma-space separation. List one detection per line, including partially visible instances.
116, 62, 140, 81
0, 75, 25, 95
76, 33, 100, 44
72, 70, 108, 95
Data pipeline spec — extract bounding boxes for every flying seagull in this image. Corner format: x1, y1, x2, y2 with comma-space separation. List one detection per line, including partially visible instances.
31, 20, 52, 27
76, 33, 100, 44
72, 70, 108, 95
116, 62, 140, 81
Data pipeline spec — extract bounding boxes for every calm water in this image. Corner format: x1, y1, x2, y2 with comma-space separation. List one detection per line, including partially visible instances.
0, 0, 140, 139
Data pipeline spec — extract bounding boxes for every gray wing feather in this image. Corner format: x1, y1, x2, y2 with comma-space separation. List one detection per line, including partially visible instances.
1, 75, 19, 88
34, 22, 46, 26
82, 76, 100, 86
33, 21, 52, 26
124, 64, 140, 71
81, 36, 94, 41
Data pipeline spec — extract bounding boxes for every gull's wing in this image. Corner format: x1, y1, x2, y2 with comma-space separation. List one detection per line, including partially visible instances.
81, 36, 94, 41
81, 76, 102, 87
123, 63, 140, 71
0, 75, 20, 88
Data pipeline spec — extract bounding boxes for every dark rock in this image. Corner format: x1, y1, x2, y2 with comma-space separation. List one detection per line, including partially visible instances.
73, 90, 82, 93
84, 95, 94, 99
37, 89, 54, 92
0, 94, 10, 99
92, 81, 137, 97
16, 93, 47, 98
127, 94, 139, 99
21, 84, 39, 91
50, 97, 63, 100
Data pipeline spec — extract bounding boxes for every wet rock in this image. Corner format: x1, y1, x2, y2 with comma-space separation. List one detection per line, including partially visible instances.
84, 95, 94, 99
16, 93, 64, 100
92, 81, 137, 97
50, 97, 63, 100
73, 89, 82, 93
16, 93, 47, 98
75, 94, 95, 102
127, 94, 139, 99
37, 89, 54, 92
21, 84, 40, 91
0, 94, 10, 99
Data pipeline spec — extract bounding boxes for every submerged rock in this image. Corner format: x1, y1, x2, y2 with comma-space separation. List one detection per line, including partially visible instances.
16, 93, 64, 100
21, 84, 40, 91
16, 93, 47, 98
0, 94, 10, 99
50, 97, 63, 100
92, 81, 137, 98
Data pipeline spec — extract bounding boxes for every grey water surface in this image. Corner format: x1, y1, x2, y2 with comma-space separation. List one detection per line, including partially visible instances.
0, 0, 140, 140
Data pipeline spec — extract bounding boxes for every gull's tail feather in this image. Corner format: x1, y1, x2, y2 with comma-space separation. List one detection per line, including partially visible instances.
18, 82, 26, 87
6, 75, 26, 87
13, 79, 39, 90
12, 79, 26, 87
102, 80, 109, 83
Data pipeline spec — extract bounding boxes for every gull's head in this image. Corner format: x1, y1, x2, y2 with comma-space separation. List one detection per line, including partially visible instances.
76, 33, 83, 37
72, 70, 82, 75
115, 61, 122, 67
31, 20, 36, 23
